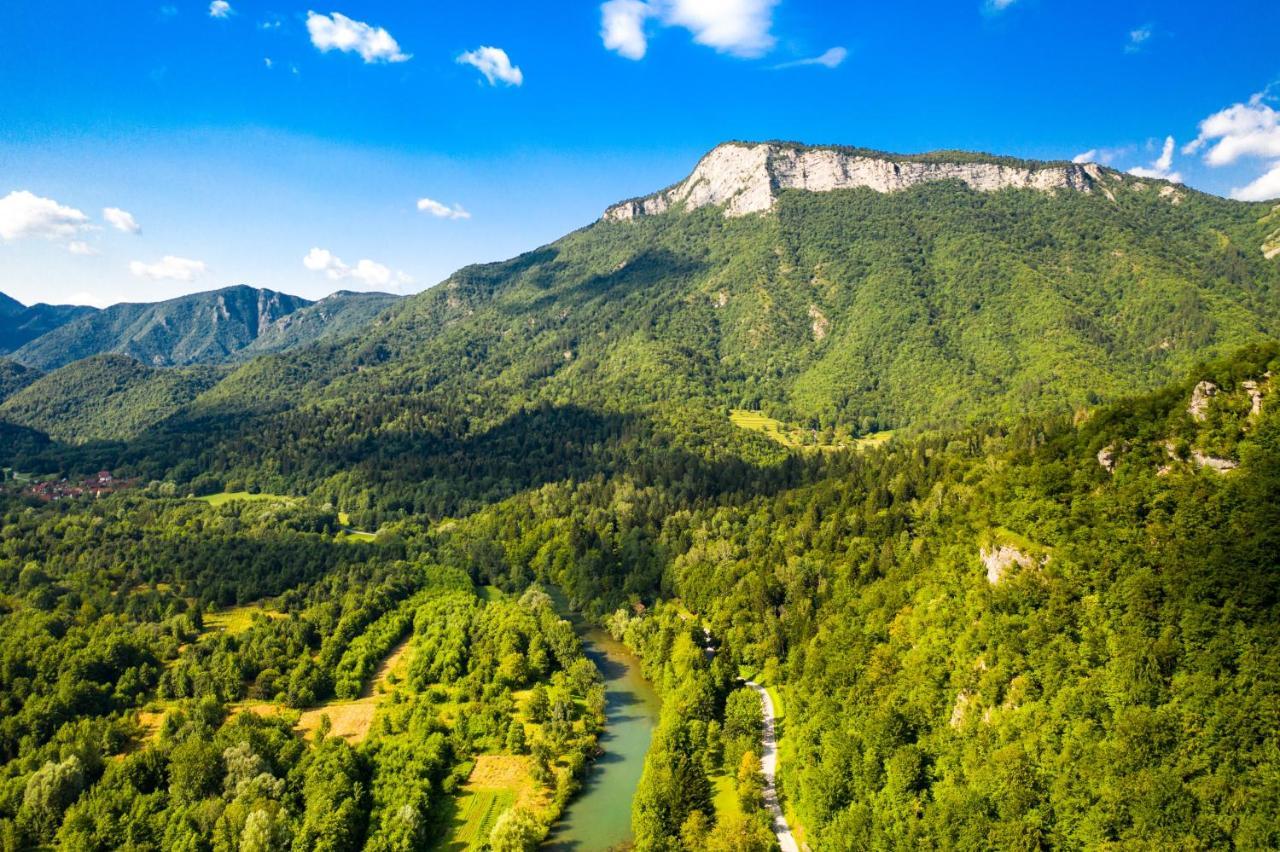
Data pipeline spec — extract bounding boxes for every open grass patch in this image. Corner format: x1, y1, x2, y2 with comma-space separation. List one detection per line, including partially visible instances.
203, 604, 285, 636
711, 772, 742, 823
196, 490, 297, 507
730, 409, 892, 453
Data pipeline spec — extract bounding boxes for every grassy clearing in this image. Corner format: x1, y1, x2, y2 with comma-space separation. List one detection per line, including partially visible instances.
203, 604, 285, 636
711, 772, 742, 823
196, 491, 296, 507
435, 756, 544, 850
730, 409, 893, 453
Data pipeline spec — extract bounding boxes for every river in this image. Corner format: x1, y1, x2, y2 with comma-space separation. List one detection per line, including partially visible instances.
544, 616, 661, 850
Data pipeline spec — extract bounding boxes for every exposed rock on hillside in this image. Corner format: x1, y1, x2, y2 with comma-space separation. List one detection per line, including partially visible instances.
1188, 380, 1219, 421
604, 142, 1108, 220
981, 544, 1040, 585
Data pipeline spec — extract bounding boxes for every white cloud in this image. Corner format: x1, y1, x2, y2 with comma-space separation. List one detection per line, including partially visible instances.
1071, 149, 1097, 164
264, 57, 274, 68
417, 198, 471, 220
303, 247, 411, 290
103, 207, 140, 234
209, 1, 232, 19
985, 0, 1018, 11
67, 241, 98, 256
0, 190, 90, 241
1127, 136, 1182, 183
1125, 24, 1152, 53
66, 291, 118, 309
457, 46, 523, 87
129, 256, 207, 281
306, 11, 410, 64
1231, 162, 1280, 201
602, 0, 651, 59
600, 0, 779, 60
1184, 91, 1280, 166
773, 47, 847, 70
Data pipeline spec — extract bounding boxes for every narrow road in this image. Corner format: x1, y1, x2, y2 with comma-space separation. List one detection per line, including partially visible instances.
745, 681, 799, 852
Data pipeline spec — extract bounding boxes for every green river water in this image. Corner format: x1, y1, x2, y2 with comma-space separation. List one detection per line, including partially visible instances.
543, 617, 661, 850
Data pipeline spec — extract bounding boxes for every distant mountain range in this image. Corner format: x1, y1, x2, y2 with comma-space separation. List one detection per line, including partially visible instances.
0, 286, 401, 372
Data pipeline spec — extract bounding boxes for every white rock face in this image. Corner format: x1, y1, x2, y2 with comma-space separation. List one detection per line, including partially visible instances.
1188, 381, 1219, 422
603, 142, 1107, 221
980, 544, 1039, 585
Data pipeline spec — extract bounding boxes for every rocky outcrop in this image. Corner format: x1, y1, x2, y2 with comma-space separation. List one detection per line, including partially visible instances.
981, 544, 1040, 585
604, 142, 1108, 221
1188, 380, 1219, 422
1097, 444, 1117, 473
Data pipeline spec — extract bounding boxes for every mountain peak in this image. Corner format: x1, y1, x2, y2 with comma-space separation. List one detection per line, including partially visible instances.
603, 140, 1110, 221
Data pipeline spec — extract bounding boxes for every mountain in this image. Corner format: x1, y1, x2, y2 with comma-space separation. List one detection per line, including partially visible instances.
235, 290, 400, 359
0, 354, 221, 443
9, 285, 311, 371
5, 141, 1280, 510
0, 293, 98, 354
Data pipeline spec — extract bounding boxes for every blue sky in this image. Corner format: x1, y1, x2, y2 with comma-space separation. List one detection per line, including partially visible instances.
1, 0, 1278, 307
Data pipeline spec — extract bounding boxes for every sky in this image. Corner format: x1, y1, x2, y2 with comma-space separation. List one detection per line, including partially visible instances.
1, 0, 1279, 308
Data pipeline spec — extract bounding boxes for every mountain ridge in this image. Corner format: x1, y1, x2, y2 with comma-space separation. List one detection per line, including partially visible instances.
603, 140, 1122, 220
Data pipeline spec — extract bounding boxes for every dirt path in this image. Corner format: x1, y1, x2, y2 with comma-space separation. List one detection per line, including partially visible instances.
362, 634, 412, 699
746, 681, 799, 852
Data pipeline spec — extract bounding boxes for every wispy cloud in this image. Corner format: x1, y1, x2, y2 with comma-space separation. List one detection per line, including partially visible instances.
303, 247, 411, 290
103, 207, 140, 234
984, 0, 1018, 13
1127, 136, 1182, 183
417, 198, 471, 220
68, 241, 98, 256
130, 256, 207, 281
1125, 24, 1153, 54
209, 1, 232, 19
306, 11, 410, 64
773, 47, 847, 70
0, 190, 91, 241
601, 0, 779, 60
457, 47, 523, 87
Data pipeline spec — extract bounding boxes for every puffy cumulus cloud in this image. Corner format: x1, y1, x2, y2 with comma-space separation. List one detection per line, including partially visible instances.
457, 47, 523, 86
1127, 136, 1183, 183
773, 46, 847, 70
1184, 91, 1280, 166
103, 207, 140, 234
0, 190, 90, 241
303, 247, 411, 290
417, 197, 471, 220
1069, 145, 1132, 166
1183, 89, 1280, 202
601, 0, 779, 60
1231, 162, 1280, 202
67, 241, 98, 256
1072, 149, 1097, 164
129, 256, 207, 281
209, 1, 232, 18
602, 0, 650, 59
306, 11, 410, 64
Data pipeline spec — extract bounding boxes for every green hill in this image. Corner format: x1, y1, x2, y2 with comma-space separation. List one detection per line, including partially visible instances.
0, 358, 40, 403
0, 354, 221, 443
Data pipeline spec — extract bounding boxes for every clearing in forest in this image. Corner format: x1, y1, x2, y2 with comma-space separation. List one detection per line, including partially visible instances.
196, 491, 296, 507
202, 604, 286, 636
729, 409, 892, 452
435, 755, 546, 850
238, 634, 413, 744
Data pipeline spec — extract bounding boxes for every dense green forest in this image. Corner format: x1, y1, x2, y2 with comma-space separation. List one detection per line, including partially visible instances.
1, 154, 1278, 849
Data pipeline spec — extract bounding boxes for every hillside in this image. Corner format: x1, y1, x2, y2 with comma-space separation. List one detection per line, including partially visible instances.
0, 354, 221, 442
0, 358, 40, 403
9, 285, 310, 370
0, 293, 97, 354
235, 290, 401, 358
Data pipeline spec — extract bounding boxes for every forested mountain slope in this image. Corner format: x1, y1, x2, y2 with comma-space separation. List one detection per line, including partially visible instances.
6, 143, 1268, 518
9, 285, 310, 370
0, 355, 221, 443
0, 293, 97, 355
235, 291, 400, 359
0, 359, 40, 404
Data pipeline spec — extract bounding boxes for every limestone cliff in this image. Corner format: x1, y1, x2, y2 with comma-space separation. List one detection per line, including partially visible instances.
603, 141, 1109, 221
